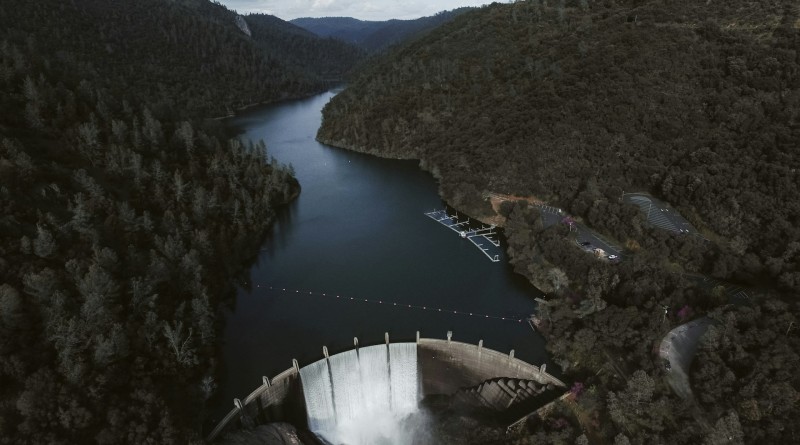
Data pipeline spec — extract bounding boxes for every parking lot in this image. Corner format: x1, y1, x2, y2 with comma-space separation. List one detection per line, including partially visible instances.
538, 205, 564, 229
686, 275, 751, 304
623, 193, 696, 234
537, 205, 623, 260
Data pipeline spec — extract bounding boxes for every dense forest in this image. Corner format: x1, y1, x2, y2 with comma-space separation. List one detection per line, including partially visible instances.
242, 14, 364, 82
0, 0, 361, 443
319, 0, 799, 443
291, 9, 472, 53
1, 0, 362, 119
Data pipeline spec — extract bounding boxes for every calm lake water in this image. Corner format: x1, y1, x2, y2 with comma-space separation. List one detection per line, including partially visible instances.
214, 91, 551, 417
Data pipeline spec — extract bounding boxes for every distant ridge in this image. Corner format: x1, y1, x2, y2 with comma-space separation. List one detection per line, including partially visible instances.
245, 13, 366, 83
291, 8, 472, 52
0, 0, 363, 117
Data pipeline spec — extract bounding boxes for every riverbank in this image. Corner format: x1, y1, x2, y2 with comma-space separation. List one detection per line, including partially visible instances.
317, 136, 500, 218
214, 92, 552, 433
316, 135, 554, 282
213, 85, 344, 120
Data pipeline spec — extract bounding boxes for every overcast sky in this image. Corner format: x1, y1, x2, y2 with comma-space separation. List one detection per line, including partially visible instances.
217, 0, 493, 21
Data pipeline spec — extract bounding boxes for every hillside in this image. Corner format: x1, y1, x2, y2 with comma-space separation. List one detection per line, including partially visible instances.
0, 0, 362, 118
245, 13, 365, 81
319, 0, 800, 292
291, 9, 471, 52
0, 0, 356, 442
318, 1, 800, 442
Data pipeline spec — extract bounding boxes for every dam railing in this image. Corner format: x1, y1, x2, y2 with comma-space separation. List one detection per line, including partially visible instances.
206, 331, 566, 442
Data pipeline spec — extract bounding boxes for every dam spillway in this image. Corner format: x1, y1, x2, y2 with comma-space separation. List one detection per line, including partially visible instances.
300, 343, 418, 444
208, 333, 567, 443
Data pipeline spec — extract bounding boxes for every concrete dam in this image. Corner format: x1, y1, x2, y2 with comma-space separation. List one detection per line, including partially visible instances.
208, 332, 566, 444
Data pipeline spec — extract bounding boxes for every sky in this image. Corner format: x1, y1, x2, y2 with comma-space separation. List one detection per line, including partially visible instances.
217, 0, 494, 21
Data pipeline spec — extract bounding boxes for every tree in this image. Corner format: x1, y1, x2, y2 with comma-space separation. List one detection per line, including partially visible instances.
22, 76, 43, 129
92, 323, 129, 367
0, 284, 23, 349
614, 434, 631, 445
70, 193, 92, 234
175, 121, 194, 153
607, 370, 671, 435
705, 411, 744, 445
547, 267, 569, 293
77, 263, 119, 325
33, 224, 56, 258
111, 119, 128, 144
48, 317, 89, 384
0, 1, 308, 441
22, 268, 59, 306
200, 375, 216, 401
162, 320, 197, 367
190, 291, 214, 341
19, 235, 31, 254
173, 170, 186, 203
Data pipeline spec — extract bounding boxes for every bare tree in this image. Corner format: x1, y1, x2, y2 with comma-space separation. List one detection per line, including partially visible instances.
175, 121, 194, 153
547, 267, 569, 293
163, 320, 197, 366
200, 375, 216, 401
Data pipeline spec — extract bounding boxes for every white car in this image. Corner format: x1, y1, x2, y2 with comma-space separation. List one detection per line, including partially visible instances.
608, 254, 619, 260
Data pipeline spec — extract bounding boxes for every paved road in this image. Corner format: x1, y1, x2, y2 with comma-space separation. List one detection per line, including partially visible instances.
537, 205, 623, 259
623, 193, 697, 235
573, 224, 622, 258
658, 317, 711, 399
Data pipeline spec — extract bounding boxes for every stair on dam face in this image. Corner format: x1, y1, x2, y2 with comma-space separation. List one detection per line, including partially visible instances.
451, 377, 553, 415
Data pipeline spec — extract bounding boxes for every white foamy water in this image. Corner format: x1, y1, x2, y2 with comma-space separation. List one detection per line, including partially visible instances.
299, 343, 419, 444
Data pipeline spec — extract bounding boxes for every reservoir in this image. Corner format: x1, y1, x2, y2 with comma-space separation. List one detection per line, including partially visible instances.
215, 91, 551, 418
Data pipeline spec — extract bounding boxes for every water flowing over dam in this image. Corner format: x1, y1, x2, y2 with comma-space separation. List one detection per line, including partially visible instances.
211, 93, 562, 443
207, 334, 567, 443
300, 343, 419, 444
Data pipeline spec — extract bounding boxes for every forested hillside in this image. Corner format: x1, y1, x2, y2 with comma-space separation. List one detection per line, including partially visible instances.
291, 9, 471, 52
319, 0, 800, 442
0, 0, 353, 442
1, 0, 362, 118
245, 14, 365, 81
320, 0, 799, 293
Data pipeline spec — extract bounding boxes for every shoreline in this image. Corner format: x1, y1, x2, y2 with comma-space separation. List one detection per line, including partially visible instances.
316, 135, 556, 292
210, 85, 344, 121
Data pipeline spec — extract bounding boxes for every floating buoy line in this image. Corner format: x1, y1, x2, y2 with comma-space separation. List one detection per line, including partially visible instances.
247, 284, 525, 323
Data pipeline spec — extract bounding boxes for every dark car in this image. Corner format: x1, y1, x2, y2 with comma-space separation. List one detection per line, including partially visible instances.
580, 241, 591, 246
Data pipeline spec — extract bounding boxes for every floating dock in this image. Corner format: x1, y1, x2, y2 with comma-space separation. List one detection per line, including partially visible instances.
425, 210, 501, 262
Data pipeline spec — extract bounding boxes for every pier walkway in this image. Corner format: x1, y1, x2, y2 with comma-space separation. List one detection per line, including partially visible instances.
425, 210, 502, 262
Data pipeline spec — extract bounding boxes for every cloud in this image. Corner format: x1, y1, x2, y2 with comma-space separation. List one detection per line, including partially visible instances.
218, 0, 489, 21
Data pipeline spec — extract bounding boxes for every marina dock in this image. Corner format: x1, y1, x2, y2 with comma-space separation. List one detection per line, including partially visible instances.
424, 210, 502, 262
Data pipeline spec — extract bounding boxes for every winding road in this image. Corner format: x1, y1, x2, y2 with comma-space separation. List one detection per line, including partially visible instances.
658, 317, 711, 399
